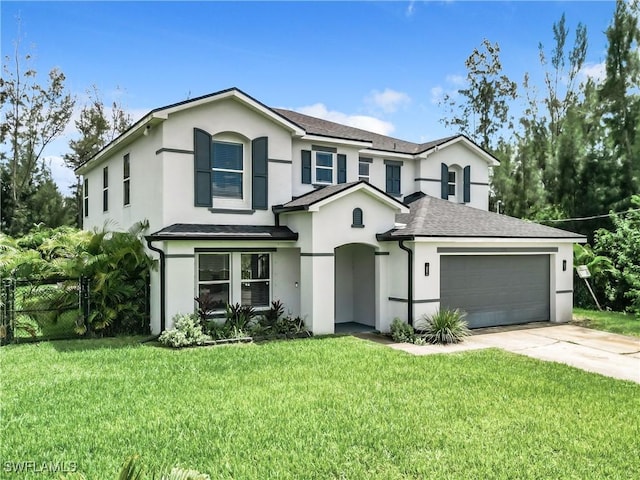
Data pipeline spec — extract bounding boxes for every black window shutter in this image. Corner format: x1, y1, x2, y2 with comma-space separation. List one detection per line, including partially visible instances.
386, 165, 400, 194
385, 165, 393, 193
441, 163, 449, 199
337, 154, 347, 184
463, 165, 471, 203
194, 128, 212, 207
302, 150, 312, 184
252, 136, 269, 210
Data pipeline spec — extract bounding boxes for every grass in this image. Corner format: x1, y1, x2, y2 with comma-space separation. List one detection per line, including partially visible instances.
573, 308, 640, 337
1, 336, 639, 479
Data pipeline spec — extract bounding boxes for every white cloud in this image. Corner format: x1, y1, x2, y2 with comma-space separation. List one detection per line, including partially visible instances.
430, 73, 465, 105
44, 155, 76, 196
446, 74, 465, 86
580, 62, 606, 83
296, 103, 395, 135
366, 88, 411, 113
430, 86, 444, 105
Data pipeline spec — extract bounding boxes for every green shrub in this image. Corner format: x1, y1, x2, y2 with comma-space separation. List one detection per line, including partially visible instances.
419, 308, 470, 344
159, 314, 211, 348
390, 318, 415, 343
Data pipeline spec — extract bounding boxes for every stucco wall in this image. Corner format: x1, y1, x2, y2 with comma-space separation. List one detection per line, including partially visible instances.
155, 240, 299, 332
415, 142, 491, 210
160, 98, 294, 226
82, 126, 163, 233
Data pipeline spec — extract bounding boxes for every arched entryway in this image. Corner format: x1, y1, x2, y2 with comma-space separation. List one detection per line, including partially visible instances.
334, 243, 376, 332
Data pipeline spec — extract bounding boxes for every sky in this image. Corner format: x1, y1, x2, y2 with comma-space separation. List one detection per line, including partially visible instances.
1, 1, 617, 195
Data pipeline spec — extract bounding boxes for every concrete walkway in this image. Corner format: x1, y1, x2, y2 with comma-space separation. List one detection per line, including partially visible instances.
361, 325, 640, 383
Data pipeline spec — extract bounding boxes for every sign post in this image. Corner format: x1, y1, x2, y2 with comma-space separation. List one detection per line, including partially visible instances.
576, 265, 602, 311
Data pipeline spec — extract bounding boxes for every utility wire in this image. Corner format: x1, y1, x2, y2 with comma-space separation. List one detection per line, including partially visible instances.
543, 207, 640, 223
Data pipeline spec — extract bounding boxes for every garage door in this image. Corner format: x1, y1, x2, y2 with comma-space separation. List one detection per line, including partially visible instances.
440, 255, 550, 328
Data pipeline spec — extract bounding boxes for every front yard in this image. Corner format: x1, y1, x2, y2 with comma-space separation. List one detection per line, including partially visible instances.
1, 336, 638, 479
573, 308, 640, 337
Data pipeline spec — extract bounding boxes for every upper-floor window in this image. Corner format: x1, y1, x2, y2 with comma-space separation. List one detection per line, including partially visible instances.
315, 151, 334, 184
301, 146, 346, 185
441, 163, 470, 203
385, 160, 402, 196
359, 158, 371, 182
194, 129, 268, 211
83, 179, 89, 217
102, 166, 109, 212
123, 154, 130, 206
212, 141, 244, 199
448, 170, 456, 197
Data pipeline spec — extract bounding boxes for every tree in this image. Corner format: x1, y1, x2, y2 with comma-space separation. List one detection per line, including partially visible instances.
64, 86, 132, 226
598, 0, 640, 208
593, 195, 640, 313
0, 30, 74, 234
538, 13, 588, 146
440, 39, 517, 151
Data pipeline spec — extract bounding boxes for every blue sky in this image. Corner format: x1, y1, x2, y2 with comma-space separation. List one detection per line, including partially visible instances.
1, 1, 616, 194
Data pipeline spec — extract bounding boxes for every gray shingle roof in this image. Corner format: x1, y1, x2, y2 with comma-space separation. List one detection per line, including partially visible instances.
274, 108, 458, 155
149, 224, 298, 240
278, 182, 361, 210
379, 194, 586, 239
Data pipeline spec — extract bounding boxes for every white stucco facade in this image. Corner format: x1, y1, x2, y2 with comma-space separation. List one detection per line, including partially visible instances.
76, 88, 584, 335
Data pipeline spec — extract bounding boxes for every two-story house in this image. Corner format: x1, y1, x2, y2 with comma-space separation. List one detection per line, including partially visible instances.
77, 88, 585, 335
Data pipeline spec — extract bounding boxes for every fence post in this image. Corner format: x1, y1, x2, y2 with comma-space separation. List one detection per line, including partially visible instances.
80, 276, 90, 335
1, 279, 15, 345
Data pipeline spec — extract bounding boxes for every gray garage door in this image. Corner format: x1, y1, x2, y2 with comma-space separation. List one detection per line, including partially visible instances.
440, 255, 550, 328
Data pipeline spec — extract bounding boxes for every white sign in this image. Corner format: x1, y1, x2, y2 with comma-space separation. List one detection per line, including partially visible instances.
576, 265, 591, 279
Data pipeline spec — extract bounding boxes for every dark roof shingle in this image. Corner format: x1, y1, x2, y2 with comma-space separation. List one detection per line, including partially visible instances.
149, 224, 298, 240
380, 194, 585, 239
274, 108, 458, 155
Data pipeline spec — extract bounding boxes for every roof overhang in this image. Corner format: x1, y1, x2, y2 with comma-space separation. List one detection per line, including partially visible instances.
76, 88, 306, 175
300, 134, 373, 149
275, 181, 409, 215
359, 148, 414, 160
377, 234, 586, 243
417, 135, 500, 166
146, 224, 299, 242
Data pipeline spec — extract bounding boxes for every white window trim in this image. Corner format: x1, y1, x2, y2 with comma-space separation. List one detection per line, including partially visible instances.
102, 166, 109, 212
196, 252, 272, 313
123, 153, 130, 207
447, 164, 463, 203
313, 151, 335, 185
211, 134, 251, 210
358, 161, 370, 182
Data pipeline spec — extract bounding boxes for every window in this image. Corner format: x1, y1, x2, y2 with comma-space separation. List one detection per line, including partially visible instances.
385, 162, 401, 195
197, 252, 271, 313
448, 171, 456, 196
102, 166, 109, 212
197, 254, 231, 310
358, 159, 370, 182
352, 208, 364, 228
315, 151, 334, 184
123, 154, 130, 206
212, 141, 243, 199
241, 253, 270, 307
83, 179, 89, 217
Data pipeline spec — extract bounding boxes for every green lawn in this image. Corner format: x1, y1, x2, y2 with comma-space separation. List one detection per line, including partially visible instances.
573, 308, 640, 337
1, 337, 638, 479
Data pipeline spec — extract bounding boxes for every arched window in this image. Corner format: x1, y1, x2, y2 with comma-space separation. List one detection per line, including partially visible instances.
352, 208, 364, 228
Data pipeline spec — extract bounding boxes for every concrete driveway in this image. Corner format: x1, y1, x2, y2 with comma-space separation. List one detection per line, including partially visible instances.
382, 324, 640, 383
